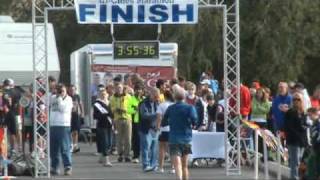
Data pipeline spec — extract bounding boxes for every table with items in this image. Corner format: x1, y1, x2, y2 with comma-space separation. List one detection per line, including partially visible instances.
190, 131, 226, 167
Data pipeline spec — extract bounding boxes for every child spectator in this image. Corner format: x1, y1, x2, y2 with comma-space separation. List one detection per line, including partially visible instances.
206, 94, 217, 132
185, 82, 198, 106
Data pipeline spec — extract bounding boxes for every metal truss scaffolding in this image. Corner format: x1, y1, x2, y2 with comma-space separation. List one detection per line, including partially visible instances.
32, 0, 240, 177
32, 0, 74, 177
198, 1, 241, 176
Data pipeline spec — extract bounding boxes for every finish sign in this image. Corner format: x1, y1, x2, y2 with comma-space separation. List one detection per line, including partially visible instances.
75, 0, 198, 24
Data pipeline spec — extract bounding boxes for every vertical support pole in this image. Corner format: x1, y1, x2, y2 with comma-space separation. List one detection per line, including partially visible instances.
110, 24, 115, 41
222, 6, 228, 176
44, 9, 51, 178
254, 129, 259, 179
224, 0, 241, 175
263, 138, 269, 180
32, 1, 51, 177
87, 52, 93, 146
157, 24, 162, 40
276, 134, 282, 180
235, 0, 241, 174
32, 1, 38, 177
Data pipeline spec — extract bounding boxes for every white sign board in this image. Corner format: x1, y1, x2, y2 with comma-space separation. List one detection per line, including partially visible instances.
75, 0, 198, 24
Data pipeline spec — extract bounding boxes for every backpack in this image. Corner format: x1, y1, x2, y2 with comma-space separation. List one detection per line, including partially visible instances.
8, 154, 34, 176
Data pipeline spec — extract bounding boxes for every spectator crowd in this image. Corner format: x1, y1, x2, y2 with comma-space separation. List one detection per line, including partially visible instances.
0, 72, 320, 180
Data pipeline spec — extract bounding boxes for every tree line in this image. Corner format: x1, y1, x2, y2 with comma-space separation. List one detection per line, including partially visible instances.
1, 0, 320, 92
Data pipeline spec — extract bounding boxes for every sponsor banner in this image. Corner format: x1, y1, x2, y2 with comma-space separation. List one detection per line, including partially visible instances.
91, 65, 175, 87
136, 66, 175, 87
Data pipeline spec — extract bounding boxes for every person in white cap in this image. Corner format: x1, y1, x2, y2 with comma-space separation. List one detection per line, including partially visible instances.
200, 79, 213, 94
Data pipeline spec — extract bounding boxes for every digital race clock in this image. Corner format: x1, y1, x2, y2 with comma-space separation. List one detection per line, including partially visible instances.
113, 41, 159, 59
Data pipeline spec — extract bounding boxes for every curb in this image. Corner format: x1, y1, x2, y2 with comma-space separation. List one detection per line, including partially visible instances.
258, 161, 290, 179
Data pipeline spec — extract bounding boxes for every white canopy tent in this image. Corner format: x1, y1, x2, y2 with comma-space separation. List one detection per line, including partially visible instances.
0, 22, 60, 86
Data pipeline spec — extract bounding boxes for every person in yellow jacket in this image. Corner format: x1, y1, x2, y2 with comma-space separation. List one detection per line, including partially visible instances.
110, 83, 132, 162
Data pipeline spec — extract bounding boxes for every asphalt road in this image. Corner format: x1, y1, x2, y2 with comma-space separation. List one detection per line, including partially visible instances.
35, 143, 270, 180
9, 142, 274, 180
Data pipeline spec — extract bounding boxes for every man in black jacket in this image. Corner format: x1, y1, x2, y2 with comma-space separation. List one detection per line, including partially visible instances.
139, 87, 160, 172
195, 89, 210, 130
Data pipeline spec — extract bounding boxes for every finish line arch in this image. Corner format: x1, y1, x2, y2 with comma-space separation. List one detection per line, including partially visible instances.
32, 0, 240, 177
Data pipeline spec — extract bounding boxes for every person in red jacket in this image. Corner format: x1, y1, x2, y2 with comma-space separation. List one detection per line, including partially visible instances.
240, 84, 252, 119
229, 83, 253, 155
310, 86, 320, 110
229, 83, 252, 119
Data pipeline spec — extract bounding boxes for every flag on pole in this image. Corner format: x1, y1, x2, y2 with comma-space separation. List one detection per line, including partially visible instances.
242, 119, 260, 129
241, 119, 288, 161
